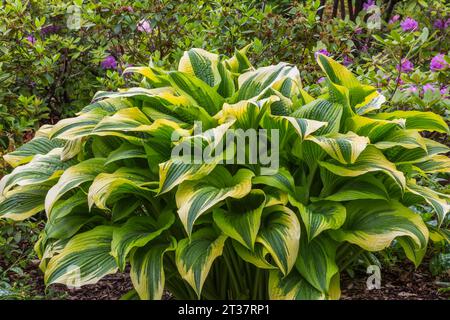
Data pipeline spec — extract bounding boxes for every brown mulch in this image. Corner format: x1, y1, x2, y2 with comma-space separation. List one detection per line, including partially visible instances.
341, 261, 449, 300
3, 257, 449, 300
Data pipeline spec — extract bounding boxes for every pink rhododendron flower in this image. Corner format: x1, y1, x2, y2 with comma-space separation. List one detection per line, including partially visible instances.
430, 54, 449, 71
396, 58, 414, 73
137, 19, 152, 33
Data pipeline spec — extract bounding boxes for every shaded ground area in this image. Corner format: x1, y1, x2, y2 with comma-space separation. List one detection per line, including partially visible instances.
2, 258, 448, 300
341, 261, 449, 300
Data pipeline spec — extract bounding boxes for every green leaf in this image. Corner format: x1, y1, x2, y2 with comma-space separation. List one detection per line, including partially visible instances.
289, 196, 346, 241
257, 205, 300, 275
307, 132, 369, 164
3, 137, 63, 168
406, 182, 449, 226
175, 228, 228, 297
45, 226, 118, 286
213, 190, 266, 250
0, 183, 51, 220
291, 99, 342, 135
178, 48, 221, 87
111, 210, 175, 270
88, 168, 155, 210
319, 175, 389, 202
0, 148, 75, 194
130, 238, 176, 300
268, 270, 325, 300
45, 158, 106, 214
318, 146, 406, 191
176, 167, 254, 235
50, 109, 108, 140
252, 167, 296, 195
329, 200, 428, 252
372, 111, 449, 133
295, 235, 339, 293
167, 71, 225, 115
237, 63, 300, 101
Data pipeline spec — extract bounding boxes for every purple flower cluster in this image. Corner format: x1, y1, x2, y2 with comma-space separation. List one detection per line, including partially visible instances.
400, 17, 419, 32
101, 55, 117, 70
315, 49, 330, 59
26, 35, 36, 45
403, 84, 448, 97
396, 58, 414, 73
41, 24, 60, 36
430, 54, 449, 72
363, 0, 375, 11
342, 55, 353, 66
433, 18, 450, 30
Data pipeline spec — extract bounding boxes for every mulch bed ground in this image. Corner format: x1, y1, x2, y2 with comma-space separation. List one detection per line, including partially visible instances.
341, 261, 449, 300
2, 258, 448, 300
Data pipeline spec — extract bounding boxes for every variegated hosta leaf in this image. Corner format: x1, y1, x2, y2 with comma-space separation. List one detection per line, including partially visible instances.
329, 200, 429, 253
268, 270, 325, 300
256, 205, 300, 275
178, 48, 221, 88
0, 148, 75, 195
397, 236, 427, 268
175, 228, 228, 297
92, 87, 189, 109
88, 168, 155, 210
213, 190, 266, 250
406, 182, 450, 226
372, 110, 449, 133
319, 175, 389, 202
289, 196, 346, 241
307, 131, 369, 164
78, 97, 133, 115
261, 112, 328, 144
252, 167, 296, 195
176, 167, 254, 235
354, 91, 386, 115
158, 120, 236, 194
105, 143, 146, 165
130, 238, 176, 300
387, 138, 449, 164
223, 44, 253, 74
45, 158, 106, 214
318, 146, 406, 191
374, 129, 426, 150
413, 155, 450, 173
316, 54, 377, 107
218, 100, 262, 129
50, 109, 108, 140
122, 66, 170, 88
347, 115, 404, 142
91, 107, 190, 142
0, 183, 52, 220
232, 241, 277, 269
111, 210, 175, 270
236, 63, 300, 101
295, 235, 339, 293
3, 136, 64, 168
167, 71, 225, 115
291, 99, 342, 135
45, 192, 105, 240
44, 226, 118, 287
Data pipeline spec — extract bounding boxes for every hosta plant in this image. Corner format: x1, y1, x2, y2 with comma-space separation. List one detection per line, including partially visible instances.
0, 46, 449, 300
